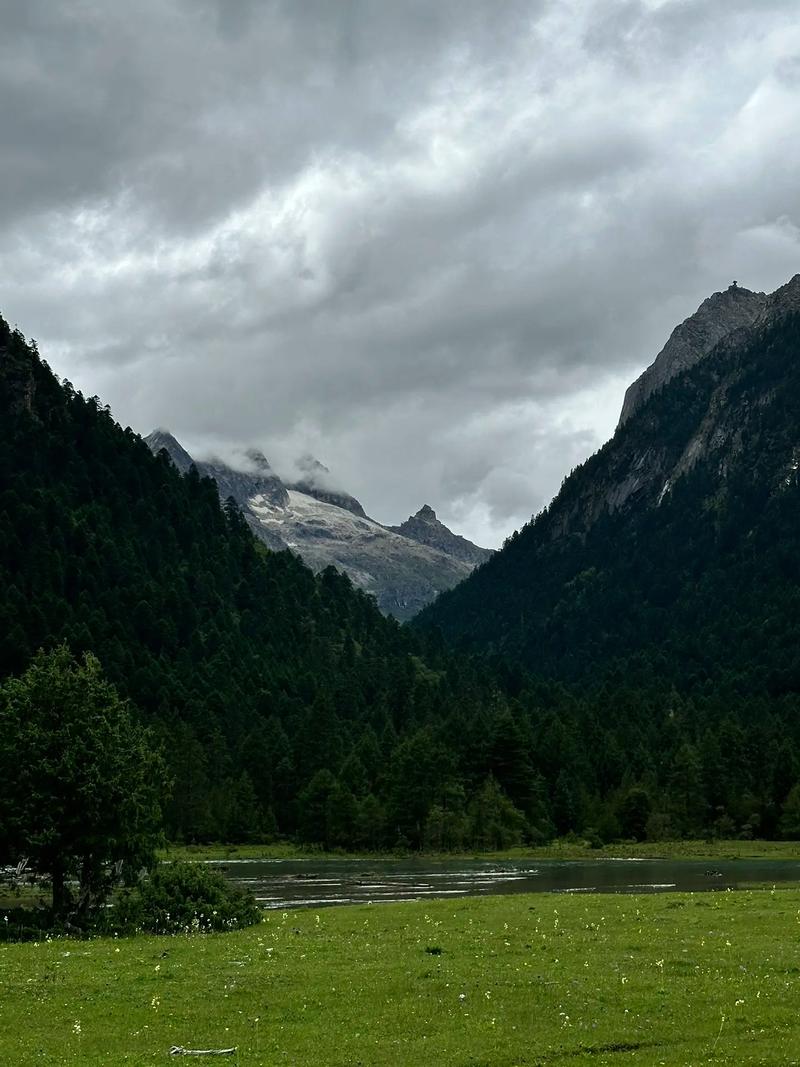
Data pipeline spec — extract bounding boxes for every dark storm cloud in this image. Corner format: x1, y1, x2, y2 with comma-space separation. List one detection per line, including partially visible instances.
1, 0, 799, 545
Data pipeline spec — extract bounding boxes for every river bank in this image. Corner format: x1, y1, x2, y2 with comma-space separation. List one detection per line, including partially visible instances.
161, 837, 800, 864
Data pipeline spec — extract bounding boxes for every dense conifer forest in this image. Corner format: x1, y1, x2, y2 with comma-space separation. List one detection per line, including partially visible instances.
3, 311, 800, 853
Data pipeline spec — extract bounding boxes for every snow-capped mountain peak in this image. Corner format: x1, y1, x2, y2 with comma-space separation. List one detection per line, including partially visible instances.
145, 431, 490, 620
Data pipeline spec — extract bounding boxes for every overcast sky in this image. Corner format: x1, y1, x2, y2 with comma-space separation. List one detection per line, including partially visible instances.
2, 0, 799, 546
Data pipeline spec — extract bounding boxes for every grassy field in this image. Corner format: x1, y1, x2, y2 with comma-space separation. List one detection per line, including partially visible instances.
162, 838, 800, 863
3, 888, 800, 1065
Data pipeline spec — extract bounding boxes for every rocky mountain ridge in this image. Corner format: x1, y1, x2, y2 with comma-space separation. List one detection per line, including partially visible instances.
418, 272, 800, 679
145, 432, 491, 620
535, 274, 800, 543
583, 273, 800, 532
618, 282, 767, 425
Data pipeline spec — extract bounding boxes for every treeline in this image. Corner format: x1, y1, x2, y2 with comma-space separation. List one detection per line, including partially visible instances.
221, 680, 800, 850
2, 313, 800, 853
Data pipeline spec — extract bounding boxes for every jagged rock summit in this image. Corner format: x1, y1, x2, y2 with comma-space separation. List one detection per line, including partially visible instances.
145, 433, 491, 620
619, 282, 767, 425
390, 505, 492, 568
145, 429, 196, 474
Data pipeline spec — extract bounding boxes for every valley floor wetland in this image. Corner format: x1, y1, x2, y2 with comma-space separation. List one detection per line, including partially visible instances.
3, 886, 800, 1065
213, 856, 800, 909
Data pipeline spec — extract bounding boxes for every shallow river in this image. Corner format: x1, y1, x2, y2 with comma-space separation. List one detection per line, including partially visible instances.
211, 856, 800, 910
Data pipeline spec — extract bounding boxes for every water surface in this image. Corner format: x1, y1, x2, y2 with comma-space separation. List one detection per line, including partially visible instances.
212, 856, 800, 910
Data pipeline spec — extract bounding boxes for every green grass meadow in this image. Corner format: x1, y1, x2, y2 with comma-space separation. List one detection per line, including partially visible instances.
2, 888, 800, 1065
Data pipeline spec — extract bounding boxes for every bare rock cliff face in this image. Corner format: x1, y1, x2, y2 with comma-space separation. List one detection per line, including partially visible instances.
618, 283, 767, 426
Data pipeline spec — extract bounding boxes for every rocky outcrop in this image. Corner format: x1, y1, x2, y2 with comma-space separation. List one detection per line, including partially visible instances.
618, 283, 767, 426
390, 505, 492, 568
198, 455, 289, 510
144, 433, 490, 621
145, 429, 196, 474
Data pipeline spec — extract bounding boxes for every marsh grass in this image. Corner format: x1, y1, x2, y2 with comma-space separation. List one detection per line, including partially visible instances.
161, 838, 800, 864
2, 889, 800, 1065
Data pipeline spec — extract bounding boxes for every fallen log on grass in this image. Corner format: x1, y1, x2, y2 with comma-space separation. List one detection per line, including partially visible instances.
168, 1046, 237, 1057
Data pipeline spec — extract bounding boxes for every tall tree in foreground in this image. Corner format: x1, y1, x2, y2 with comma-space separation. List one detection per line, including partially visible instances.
0, 646, 166, 918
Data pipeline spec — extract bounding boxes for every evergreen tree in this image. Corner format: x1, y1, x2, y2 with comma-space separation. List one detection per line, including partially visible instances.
468, 776, 526, 850
0, 646, 165, 917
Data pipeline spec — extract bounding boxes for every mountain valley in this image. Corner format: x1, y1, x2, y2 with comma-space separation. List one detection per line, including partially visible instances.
4, 273, 800, 855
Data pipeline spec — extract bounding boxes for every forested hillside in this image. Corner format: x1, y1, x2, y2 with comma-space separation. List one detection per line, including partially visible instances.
0, 316, 509, 848
413, 289, 800, 841
4, 309, 800, 849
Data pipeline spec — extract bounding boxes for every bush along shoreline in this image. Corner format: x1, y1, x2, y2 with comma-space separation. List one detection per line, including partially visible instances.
0, 862, 261, 942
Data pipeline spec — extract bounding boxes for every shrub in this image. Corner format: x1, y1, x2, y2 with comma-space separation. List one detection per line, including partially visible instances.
114, 861, 261, 934
0, 906, 52, 942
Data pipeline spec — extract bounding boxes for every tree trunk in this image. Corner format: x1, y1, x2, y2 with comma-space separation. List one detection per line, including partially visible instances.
51, 857, 68, 917
75, 854, 98, 919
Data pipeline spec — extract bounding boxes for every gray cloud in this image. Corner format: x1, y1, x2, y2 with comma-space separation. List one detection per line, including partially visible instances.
2, 0, 799, 547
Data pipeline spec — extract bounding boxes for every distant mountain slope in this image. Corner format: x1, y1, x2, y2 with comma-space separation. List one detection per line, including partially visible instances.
418, 274, 800, 692
145, 433, 491, 620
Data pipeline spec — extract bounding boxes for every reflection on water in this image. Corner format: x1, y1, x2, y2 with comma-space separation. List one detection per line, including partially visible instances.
212, 857, 800, 910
